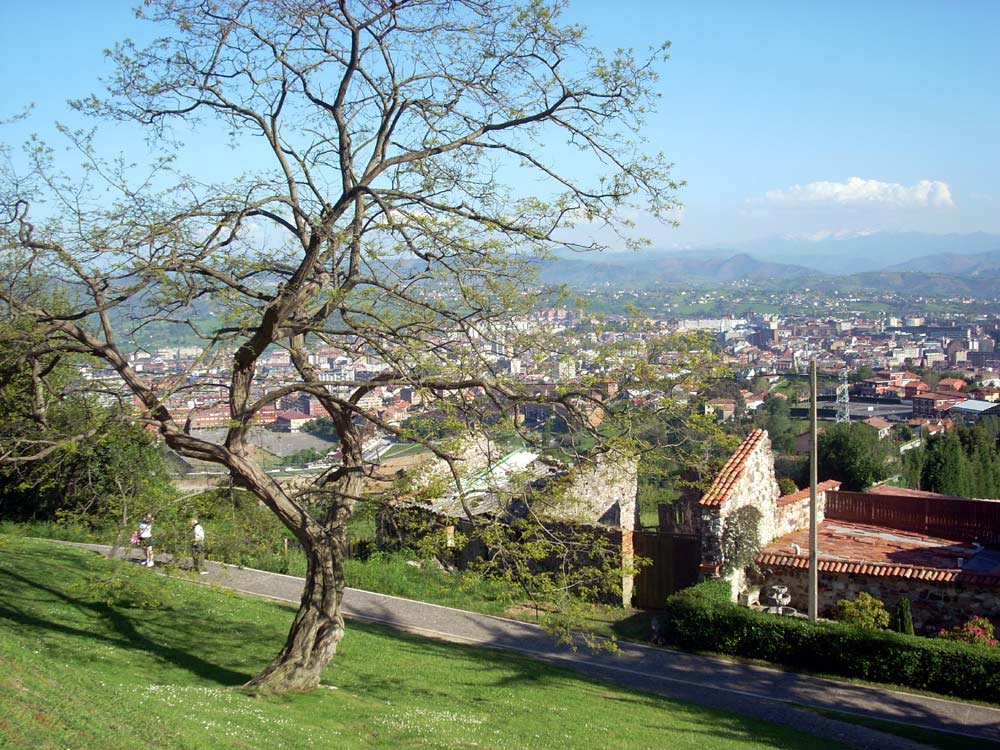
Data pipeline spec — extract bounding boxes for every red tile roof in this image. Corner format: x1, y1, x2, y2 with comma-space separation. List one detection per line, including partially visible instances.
700, 429, 767, 507
939, 378, 967, 389
276, 410, 312, 420
862, 416, 893, 430
776, 479, 841, 506
757, 553, 1000, 587
759, 519, 1000, 587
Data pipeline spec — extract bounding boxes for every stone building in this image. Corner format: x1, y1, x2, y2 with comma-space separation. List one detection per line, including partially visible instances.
759, 487, 1000, 632
676, 429, 839, 595
692, 430, 1000, 632
696, 429, 780, 577
377, 440, 639, 606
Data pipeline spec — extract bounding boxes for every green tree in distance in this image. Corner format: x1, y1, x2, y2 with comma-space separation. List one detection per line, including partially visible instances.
759, 394, 795, 454
0, 316, 172, 528
818, 422, 895, 491
917, 424, 1000, 498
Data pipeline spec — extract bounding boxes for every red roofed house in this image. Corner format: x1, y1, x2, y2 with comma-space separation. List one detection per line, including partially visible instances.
697, 430, 779, 556
893, 371, 923, 388
938, 377, 967, 392
861, 416, 892, 439
758, 487, 1000, 632
668, 429, 840, 589
912, 391, 968, 418
972, 386, 1000, 402
854, 377, 893, 399
904, 381, 931, 398
690, 430, 1000, 633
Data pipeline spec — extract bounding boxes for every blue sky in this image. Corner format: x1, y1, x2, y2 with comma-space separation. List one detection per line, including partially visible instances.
2, 0, 997, 248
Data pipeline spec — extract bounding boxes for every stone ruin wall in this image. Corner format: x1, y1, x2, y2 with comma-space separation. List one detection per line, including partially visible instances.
383, 441, 639, 607
701, 434, 780, 569
773, 489, 834, 539
536, 452, 638, 607
540, 452, 639, 531
406, 433, 500, 493
759, 567, 1000, 633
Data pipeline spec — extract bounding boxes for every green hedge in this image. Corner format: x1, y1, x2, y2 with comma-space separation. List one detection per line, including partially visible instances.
661, 581, 1000, 702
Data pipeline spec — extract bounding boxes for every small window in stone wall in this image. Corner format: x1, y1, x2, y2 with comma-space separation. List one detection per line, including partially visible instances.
720, 506, 763, 575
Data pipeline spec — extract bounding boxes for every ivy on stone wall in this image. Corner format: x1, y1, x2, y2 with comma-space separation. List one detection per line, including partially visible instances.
720, 505, 763, 575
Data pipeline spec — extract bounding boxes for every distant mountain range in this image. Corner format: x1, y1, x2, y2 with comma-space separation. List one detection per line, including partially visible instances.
729, 231, 1000, 275
882, 249, 1000, 276
810, 272, 1000, 298
542, 231, 1000, 294
538, 252, 813, 286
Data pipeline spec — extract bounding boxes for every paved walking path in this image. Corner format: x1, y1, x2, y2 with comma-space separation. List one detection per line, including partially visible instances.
58, 541, 1000, 749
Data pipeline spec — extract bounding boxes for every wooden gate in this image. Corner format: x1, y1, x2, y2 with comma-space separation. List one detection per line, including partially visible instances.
632, 531, 700, 609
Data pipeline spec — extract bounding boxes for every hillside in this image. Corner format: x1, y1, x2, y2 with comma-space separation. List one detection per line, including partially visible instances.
809, 271, 1000, 297
731, 231, 1000, 275
883, 249, 1000, 276
0, 536, 828, 750
538, 253, 814, 286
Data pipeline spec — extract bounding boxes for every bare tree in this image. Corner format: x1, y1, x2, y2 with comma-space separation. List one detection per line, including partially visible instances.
1, 0, 679, 694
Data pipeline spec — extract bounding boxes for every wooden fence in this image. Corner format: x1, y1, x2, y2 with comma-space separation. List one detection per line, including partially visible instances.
632, 532, 700, 609
826, 490, 1000, 545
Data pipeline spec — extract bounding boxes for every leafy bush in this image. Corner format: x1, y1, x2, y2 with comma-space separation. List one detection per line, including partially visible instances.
719, 506, 762, 575
938, 616, 998, 648
777, 478, 798, 496
680, 578, 733, 606
837, 591, 890, 629
659, 582, 1000, 701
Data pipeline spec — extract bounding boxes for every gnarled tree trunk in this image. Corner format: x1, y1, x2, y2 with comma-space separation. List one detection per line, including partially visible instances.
242, 530, 349, 694
238, 424, 362, 695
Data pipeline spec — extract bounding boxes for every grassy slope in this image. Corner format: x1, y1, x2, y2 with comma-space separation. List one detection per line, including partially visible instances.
0, 536, 838, 750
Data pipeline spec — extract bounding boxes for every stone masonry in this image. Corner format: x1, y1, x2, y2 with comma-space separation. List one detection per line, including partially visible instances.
697, 429, 780, 572
761, 567, 1000, 632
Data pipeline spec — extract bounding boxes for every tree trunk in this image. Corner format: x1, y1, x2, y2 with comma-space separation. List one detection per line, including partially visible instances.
241, 529, 348, 695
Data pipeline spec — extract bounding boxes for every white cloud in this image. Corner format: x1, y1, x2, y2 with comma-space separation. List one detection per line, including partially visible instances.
781, 228, 877, 242
764, 177, 954, 208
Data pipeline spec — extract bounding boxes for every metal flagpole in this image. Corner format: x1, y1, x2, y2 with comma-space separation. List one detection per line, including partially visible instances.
809, 358, 819, 621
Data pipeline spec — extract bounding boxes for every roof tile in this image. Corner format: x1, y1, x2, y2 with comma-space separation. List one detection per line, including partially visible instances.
757, 554, 1000, 587
700, 429, 767, 507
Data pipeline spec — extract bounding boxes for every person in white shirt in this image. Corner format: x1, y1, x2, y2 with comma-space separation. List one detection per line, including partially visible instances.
190, 517, 207, 574
138, 514, 154, 567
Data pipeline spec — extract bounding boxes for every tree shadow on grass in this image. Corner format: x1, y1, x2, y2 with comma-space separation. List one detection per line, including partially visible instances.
0, 564, 254, 687
341, 624, 832, 750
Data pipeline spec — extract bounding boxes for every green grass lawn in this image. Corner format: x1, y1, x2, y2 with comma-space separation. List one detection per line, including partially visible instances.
380, 442, 427, 460
0, 536, 840, 750
0, 521, 532, 620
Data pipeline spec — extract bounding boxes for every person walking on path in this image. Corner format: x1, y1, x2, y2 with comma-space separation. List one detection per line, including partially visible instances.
138, 514, 154, 567
190, 517, 207, 574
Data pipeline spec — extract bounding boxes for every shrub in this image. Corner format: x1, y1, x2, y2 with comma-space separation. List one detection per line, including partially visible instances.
777, 478, 798, 496
681, 578, 733, 606
893, 598, 914, 636
719, 506, 762, 575
938, 616, 999, 648
659, 582, 1000, 701
837, 591, 890, 629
